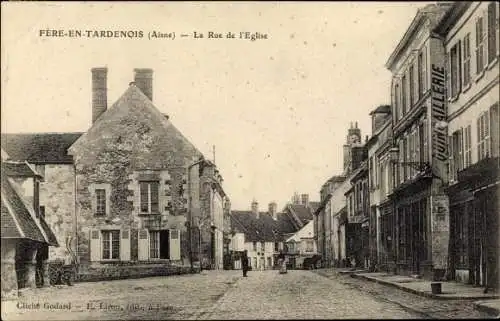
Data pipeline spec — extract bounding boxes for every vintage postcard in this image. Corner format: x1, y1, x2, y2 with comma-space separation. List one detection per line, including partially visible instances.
1, 1, 499, 320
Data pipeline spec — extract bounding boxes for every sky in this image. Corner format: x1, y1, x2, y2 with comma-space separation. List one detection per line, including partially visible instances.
1, 1, 431, 211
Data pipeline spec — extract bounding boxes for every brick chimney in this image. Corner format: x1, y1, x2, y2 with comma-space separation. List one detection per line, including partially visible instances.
91, 67, 108, 124
268, 202, 278, 220
133, 68, 153, 101
300, 194, 309, 208
251, 199, 259, 219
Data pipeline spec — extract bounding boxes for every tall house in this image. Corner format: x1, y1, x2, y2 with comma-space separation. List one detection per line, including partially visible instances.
434, 1, 499, 290
385, 3, 453, 280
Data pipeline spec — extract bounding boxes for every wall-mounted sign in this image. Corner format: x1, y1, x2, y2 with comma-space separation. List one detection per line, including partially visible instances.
430, 63, 448, 181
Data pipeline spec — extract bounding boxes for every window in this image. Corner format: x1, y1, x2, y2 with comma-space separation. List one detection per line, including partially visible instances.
95, 189, 106, 215
402, 74, 407, 115
409, 64, 415, 107
394, 83, 400, 122
253, 242, 257, 251
476, 16, 486, 73
491, 103, 500, 158
140, 181, 159, 213
261, 242, 265, 252
450, 42, 461, 98
477, 111, 491, 160
487, 2, 498, 64
464, 125, 472, 168
463, 33, 471, 86
274, 242, 279, 252
150, 231, 160, 259
305, 240, 314, 252
102, 230, 120, 260
452, 129, 464, 181
418, 48, 427, 96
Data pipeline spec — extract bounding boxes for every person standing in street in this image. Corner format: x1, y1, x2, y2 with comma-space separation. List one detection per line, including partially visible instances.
277, 250, 287, 274
241, 250, 249, 277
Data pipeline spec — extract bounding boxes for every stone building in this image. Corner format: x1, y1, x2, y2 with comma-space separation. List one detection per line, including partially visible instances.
344, 158, 369, 269
385, 3, 453, 280
434, 1, 499, 289
230, 197, 318, 270
1, 133, 81, 262
365, 105, 394, 272
1, 156, 58, 298
2, 67, 231, 280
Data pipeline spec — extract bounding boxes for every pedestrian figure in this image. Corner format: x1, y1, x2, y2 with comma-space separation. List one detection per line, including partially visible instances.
241, 250, 249, 277
277, 250, 287, 274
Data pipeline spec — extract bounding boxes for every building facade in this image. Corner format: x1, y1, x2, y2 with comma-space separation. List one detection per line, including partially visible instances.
365, 106, 394, 272
1, 157, 58, 297
344, 159, 369, 269
435, 1, 499, 289
2, 67, 231, 281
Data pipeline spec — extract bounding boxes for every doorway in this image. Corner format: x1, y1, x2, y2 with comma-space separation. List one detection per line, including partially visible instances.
160, 230, 170, 259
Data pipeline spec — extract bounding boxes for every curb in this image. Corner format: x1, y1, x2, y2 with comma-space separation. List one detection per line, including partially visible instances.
473, 301, 500, 318
351, 273, 499, 301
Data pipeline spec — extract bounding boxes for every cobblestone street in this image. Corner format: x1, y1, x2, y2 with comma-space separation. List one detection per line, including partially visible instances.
1, 269, 494, 320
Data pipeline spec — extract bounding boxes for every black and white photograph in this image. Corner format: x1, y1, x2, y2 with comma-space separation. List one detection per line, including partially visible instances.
1, 1, 499, 319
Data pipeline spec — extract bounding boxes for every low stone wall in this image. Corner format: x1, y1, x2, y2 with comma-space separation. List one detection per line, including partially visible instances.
75, 264, 200, 283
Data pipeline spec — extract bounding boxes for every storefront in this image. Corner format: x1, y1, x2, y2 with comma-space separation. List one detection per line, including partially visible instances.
378, 199, 394, 272
390, 175, 433, 278
449, 157, 499, 290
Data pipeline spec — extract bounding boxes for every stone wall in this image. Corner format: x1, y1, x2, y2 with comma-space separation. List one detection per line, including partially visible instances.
68, 86, 203, 267
39, 164, 76, 260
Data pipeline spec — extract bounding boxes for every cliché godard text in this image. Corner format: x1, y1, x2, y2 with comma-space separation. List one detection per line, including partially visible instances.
38, 29, 269, 41
15, 301, 162, 311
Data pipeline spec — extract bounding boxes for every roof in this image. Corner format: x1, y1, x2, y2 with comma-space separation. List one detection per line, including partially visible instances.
68, 85, 203, 160
230, 210, 296, 242
385, 3, 453, 69
433, 2, 472, 37
1, 161, 42, 178
287, 204, 314, 225
1, 174, 46, 243
308, 201, 320, 214
1, 133, 83, 164
369, 105, 391, 115
39, 217, 59, 246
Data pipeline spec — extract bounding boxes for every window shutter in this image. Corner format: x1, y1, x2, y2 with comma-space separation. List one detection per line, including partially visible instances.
448, 135, 454, 181
138, 229, 150, 261
90, 229, 101, 262
457, 40, 462, 91
490, 104, 500, 157
120, 229, 131, 261
483, 9, 488, 69
169, 229, 181, 260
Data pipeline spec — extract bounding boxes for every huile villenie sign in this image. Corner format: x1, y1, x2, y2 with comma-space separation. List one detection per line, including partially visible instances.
430, 64, 447, 177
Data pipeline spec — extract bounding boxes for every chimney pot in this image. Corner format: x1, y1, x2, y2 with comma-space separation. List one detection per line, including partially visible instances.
300, 194, 309, 208
268, 202, 278, 220
91, 67, 108, 124
251, 200, 259, 219
133, 68, 153, 101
